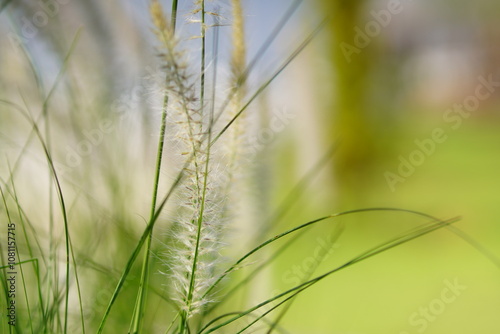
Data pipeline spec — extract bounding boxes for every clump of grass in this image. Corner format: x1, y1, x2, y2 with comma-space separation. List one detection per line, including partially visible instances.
120, 2, 460, 333
3, 1, 499, 334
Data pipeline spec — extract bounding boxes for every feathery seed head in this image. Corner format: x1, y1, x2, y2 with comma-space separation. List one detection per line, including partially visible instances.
231, 0, 246, 81
150, 0, 169, 35
152, 0, 247, 322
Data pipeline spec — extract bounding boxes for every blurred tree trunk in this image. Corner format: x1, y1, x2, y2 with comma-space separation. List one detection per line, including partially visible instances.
320, 0, 397, 207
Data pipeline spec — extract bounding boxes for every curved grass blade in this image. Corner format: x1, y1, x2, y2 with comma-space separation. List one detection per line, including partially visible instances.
202, 208, 442, 301
445, 225, 500, 270
236, 218, 460, 334
200, 215, 459, 333
199, 311, 291, 334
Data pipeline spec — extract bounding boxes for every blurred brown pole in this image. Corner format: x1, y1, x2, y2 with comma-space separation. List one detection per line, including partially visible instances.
320, 0, 382, 207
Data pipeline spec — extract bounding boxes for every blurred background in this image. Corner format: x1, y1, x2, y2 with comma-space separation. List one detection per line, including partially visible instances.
1, 0, 499, 333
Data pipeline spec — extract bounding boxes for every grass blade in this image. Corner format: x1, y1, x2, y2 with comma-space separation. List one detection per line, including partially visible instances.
211, 17, 329, 145
200, 215, 459, 333
130, 1, 179, 332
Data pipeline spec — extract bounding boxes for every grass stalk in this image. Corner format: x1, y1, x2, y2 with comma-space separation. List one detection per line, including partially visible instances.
130, 1, 180, 333
179, 2, 210, 332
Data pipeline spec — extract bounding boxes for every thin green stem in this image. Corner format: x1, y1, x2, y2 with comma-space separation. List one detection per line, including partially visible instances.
130, 1, 179, 333
130, 75, 168, 334
181, 2, 208, 332
196, 10, 221, 331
